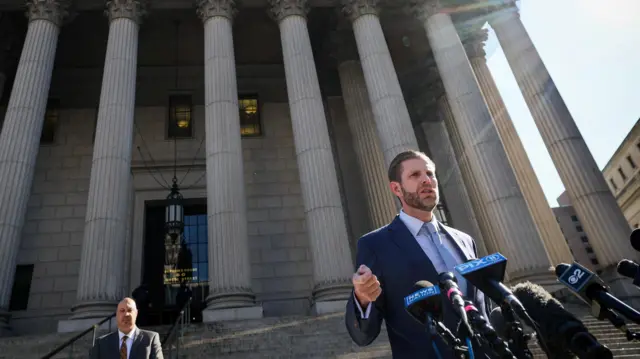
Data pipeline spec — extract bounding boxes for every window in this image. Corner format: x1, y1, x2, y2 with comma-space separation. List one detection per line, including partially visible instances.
571, 215, 578, 222
627, 155, 637, 169
168, 94, 193, 138
41, 98, 59, 144
609, 178, 618, 191
9, 264, 34, 311
580, 235, 588, 243
618, 167, 627, 181
239, 95, 261, 136
585, 247, 594, 254
576, 225, 583, 232
592, 259, 600, 266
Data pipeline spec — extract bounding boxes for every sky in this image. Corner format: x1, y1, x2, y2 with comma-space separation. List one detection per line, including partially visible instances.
483, 0, 640, 207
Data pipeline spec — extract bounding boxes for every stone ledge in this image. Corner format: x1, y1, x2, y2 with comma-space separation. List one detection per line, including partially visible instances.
311, 299, 347, 316
57, 316, 116, 333
203, 305, 264, 322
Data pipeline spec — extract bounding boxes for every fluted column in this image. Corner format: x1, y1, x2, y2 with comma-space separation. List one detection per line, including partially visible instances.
410, 1, 554, 284
269, 0, 353, 312
196, 0, 262, 320
437, 95, 499, 259
341, 0, 418, 167
330, 28, 396, 229
0, 0, 70, 333
420, 118, 487, 256
461, 27, 573, 266
488, 3, 633, 270
71, 0, 146, 319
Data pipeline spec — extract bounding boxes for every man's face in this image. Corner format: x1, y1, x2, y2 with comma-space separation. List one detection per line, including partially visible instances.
116, 299, 138, 333
390, 158, 439, 212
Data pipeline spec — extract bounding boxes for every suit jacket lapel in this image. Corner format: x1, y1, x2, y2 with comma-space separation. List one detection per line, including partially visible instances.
387, 216, 438, 277
129, 329, 144, 359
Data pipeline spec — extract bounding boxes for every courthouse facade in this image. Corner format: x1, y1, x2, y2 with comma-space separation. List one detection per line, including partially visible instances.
0, 0, 634, 335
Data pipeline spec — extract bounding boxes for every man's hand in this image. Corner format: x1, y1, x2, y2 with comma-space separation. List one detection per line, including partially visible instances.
352, 264, 381, 308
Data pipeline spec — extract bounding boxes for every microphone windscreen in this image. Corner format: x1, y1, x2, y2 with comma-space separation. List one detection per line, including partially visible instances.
617, 259, 639, 278
631, 228, 640, 252
416, 280, 434, 288
555, 263, 570, 277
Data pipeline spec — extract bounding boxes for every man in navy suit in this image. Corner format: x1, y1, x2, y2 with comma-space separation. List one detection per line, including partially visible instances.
345, 150, 492, 358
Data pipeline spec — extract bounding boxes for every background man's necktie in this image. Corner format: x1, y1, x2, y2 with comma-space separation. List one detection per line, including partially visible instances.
120, 336, 128, 359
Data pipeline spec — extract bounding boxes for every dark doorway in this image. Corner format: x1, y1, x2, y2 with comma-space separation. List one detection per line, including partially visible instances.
141, 200, 209, 326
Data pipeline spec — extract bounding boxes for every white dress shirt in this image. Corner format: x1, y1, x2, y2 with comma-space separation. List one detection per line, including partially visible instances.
118, 326, 138, 358
354, 211, 466, 318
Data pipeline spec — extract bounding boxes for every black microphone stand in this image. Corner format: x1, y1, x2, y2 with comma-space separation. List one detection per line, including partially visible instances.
597, 306, 640, 342
500, 304, 534, 359
426, 315, 470, 359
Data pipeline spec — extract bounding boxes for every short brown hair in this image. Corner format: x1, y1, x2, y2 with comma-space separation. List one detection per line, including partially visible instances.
387, 150, 435, 183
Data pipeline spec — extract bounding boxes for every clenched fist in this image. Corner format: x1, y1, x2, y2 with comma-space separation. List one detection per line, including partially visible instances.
352, 264, 381, 307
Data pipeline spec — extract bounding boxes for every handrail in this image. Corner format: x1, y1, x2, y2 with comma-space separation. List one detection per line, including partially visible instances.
41, 313, 115, 359
162, 297, 191, 358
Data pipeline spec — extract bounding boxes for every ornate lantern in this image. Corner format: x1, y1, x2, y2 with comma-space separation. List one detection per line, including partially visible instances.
165, 178, 184, 236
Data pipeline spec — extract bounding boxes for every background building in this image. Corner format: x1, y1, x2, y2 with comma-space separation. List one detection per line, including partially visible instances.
603, 118, 640, 228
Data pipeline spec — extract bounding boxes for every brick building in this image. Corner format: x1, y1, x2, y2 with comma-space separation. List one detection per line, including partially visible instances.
0, 0, 634, 337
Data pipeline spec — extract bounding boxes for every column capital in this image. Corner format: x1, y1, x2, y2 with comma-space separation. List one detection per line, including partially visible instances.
268, 0, 309, 23
341, 0, 379, 23
196, 0, 237, 22
460, 27, 488, 60
25, 0, 72, 26
406, 0, 442, 23
328, 26, 359, 64
105, 0, 148, 24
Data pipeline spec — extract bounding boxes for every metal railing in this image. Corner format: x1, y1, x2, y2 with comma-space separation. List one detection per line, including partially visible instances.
41, 313, 115, 359
162, 298, 192, 359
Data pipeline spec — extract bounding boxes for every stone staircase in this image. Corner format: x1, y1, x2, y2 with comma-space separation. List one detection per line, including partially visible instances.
1, 305, 640, 358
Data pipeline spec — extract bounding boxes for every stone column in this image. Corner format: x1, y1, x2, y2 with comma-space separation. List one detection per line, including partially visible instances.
330, 29, 396, 229
196, 0, 262, 321
420, 118, 487, 256
409, 1, 554, 284
0, 0, 70, 334
69, 0, 146, 323
269, 0, 354, 314
437, 95, 499, 259
341, 0, 418, 167
488, 3, 633, 273
461, 27, 573, 266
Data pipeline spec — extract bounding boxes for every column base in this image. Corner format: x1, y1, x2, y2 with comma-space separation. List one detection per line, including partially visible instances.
507, 268, 562, 293
202, 305, 263, 322
311, 299, 348, 316
312, 280, 352, 302
0, 310, 12, 337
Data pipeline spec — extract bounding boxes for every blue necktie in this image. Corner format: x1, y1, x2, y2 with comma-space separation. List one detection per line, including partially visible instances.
423, 222, 467, 295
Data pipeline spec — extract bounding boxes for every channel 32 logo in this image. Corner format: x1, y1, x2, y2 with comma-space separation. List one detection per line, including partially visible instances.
560, 262, 593, 292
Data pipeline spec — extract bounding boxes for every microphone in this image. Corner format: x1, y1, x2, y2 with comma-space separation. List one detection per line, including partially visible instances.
630, 228, 640, 252
489, 307, 534, 359
454, 253, 538, 331
463, 300, 515, 359
617, 259, 640, 287
556, 262, 640, 325
437, 272, 474, 338
511, 281, 612, 359
404, 280, 443, 325
404, 280, 470, 359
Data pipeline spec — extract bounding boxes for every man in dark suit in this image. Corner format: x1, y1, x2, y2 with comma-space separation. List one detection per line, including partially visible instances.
345, 150, 492, 358
90, 297, 164, 359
